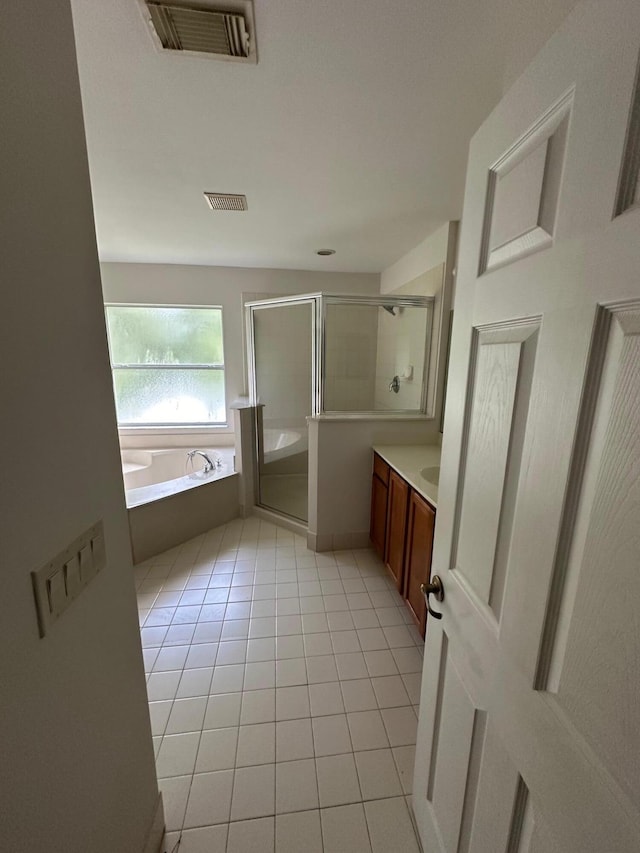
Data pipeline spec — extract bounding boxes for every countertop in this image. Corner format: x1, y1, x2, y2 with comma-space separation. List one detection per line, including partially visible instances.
372, 444, 441, 508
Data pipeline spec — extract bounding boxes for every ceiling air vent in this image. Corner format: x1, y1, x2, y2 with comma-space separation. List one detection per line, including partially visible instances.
204, 192, 248, 211
144, 1, 256, 63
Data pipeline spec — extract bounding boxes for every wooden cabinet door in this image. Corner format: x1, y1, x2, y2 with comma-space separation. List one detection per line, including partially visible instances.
369, 474, 388, 559
384, 470, 409, 589
403, 490, 435, 635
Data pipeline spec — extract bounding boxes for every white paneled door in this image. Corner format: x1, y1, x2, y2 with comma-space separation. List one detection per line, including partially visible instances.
413, 3, 640, 852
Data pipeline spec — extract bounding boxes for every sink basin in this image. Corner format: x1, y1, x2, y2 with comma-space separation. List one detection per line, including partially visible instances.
420, 466, 440, 486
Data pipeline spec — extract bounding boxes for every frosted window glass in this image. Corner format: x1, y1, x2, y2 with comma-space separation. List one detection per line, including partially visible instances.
113, 368, 225, 425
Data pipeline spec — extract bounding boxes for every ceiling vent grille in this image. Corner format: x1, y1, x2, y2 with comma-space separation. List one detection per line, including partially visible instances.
145, 2, 252, 59
204, 192, 248, 211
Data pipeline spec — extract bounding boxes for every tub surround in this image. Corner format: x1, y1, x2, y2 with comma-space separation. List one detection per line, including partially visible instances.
123, 447, 236, 508
128, 473, 240, 563
372, 444, 441, 508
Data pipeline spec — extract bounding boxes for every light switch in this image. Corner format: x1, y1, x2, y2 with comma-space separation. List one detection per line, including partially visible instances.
32, 519, 105, 637
79, 544, 93, 581
46, 569, 66, 616
64, 554, 82, 597
90, 531, 105, 572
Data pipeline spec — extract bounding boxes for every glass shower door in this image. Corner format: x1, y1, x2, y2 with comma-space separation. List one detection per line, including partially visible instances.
249, 298, 315, 523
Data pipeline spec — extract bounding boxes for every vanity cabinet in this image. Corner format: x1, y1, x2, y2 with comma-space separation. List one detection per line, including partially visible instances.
403, 490, 435, 635
370, 451, 436, 637
384, 470, 409, 589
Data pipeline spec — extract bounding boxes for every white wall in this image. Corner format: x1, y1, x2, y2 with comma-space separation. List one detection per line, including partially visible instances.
380, 223, 451, 294
0, 4, 160, 852
101, 263, 380, 435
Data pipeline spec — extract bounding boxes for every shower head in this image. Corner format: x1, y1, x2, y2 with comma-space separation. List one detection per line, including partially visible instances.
382, 305, 397, 317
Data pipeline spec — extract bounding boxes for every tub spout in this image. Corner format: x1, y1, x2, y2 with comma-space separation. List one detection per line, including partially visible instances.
187, 450, 217, 474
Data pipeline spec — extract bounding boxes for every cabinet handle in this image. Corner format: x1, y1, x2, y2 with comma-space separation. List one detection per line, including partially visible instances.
421, 576, 444, 620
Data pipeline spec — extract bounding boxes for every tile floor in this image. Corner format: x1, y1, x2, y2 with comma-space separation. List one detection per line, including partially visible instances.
136, 516, 424, 853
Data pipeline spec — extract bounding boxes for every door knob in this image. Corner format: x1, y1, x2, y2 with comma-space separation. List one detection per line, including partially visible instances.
421, 576, 444, 619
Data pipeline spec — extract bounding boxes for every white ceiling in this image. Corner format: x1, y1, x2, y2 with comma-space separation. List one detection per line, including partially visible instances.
71, 0, 578, 273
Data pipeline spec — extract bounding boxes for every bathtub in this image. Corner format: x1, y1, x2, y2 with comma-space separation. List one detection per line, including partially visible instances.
121, 447, 239, 563
261, 428, 307, 464
122, 447, 235, 506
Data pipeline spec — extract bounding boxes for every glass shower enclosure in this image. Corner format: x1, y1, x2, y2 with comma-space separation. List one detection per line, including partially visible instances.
246, 293, 434, 525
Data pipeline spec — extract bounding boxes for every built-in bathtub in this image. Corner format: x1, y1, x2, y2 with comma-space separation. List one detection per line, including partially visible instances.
121, 447, 239, 563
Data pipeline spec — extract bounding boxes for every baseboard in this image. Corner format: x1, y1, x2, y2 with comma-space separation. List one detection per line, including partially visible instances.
308, 530, 372, 552
142, 792, 165, 853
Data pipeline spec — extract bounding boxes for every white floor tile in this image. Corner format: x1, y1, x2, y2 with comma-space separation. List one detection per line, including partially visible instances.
231, 764, 275, 821
326, 611, 355, 631
221, 619, 250, 641
303, 632, 333, 657
357, 628, 389, 651
236, 722, 276, 766
141, 626, 168, 648
312, 710, 353, 758
184, 770, 234, 827
241, 689, 276, 725
391, 646, 423, 673
158, 775, 190, 831
152, 645, 189, 672
364, 649, 399, 677
301, 613, 329, 634
316, 753, 361, 807
215, 640, 247, 666
149, 700, 172, 736
335, 652, 368, 681
195, 727, 239, 772
275, 685, 310, 721
308, 682, 345, 717
355, 748, 403, 800
225, 601, 251, 620
340, 679, 378, 713
402, 673, 422, 705
139, 520, 426, 846
173, 824, 228, 853
226, 816, 274, 853
174, 666, 212, 699
275, 809, 323, 853
244, 660, 276, 691
364, 796, 421, 852
204, 692, 242, 729
156, 732, 200, 778
371, 675, 411, 708
330, 630, 361, 654
276, 657, 307, 687
346, 710, 389, 751
249, 617, 276, 639
210, 664, 245, 694
382, 625, 415, 648
392, 745, 415, 794
192, 622, 223, 644
276, 615, 303, 636
306, 654, 338, 684
276, 634, 304, 659
321, 803, 372, 852
276, 758, 319, 813
381, 706, 418, 746
165, 697, 207, 735
351, 610, 380, 629
276, 718, 314, 762
184, 642, 218, 670
247, 637, 276, 662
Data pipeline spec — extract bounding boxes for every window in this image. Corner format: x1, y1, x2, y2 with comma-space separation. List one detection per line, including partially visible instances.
105, 305, 226, 426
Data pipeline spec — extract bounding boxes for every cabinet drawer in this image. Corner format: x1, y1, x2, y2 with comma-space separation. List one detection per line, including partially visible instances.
373, 453, 390, 485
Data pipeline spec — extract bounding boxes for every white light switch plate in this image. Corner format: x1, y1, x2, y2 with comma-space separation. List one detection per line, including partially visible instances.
32, 520, 106, 637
